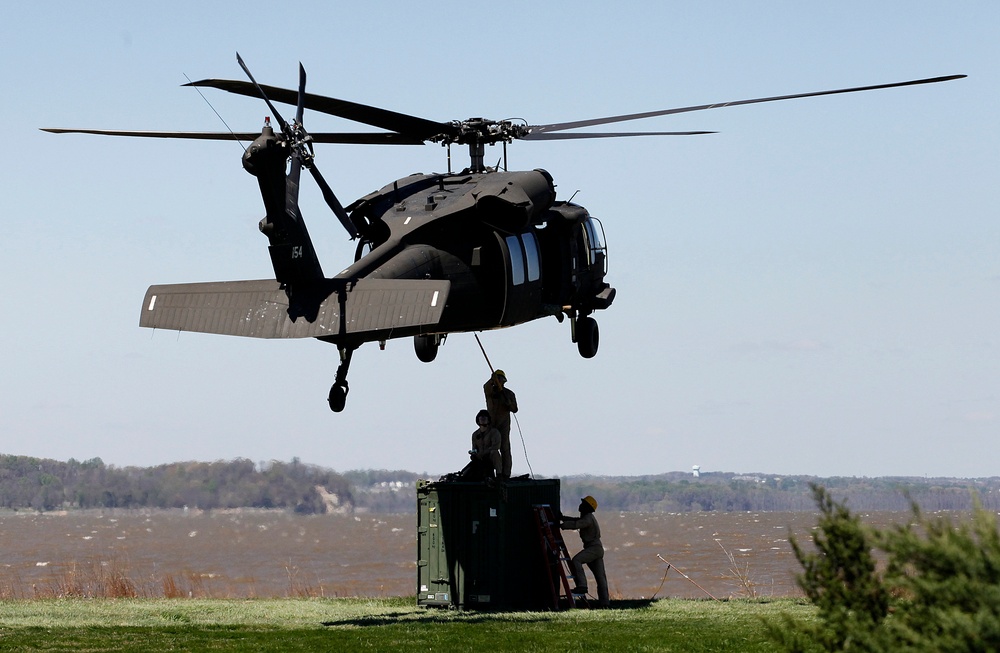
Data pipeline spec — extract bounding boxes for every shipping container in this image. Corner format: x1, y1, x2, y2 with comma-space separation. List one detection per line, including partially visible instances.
416, 477, 561, 610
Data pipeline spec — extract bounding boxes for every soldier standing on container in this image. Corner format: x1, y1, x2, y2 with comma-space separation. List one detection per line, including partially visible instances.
560, 495, 609, 608
483, 369, 517, 479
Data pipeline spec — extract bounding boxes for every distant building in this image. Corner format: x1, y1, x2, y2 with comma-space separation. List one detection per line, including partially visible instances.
692, 465, 701, 478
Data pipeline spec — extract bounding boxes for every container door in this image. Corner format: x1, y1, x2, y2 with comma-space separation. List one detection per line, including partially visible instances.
416, 486, 452, 607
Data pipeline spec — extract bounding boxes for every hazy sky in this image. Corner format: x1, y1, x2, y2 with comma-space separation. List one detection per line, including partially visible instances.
3, 2, 997, 478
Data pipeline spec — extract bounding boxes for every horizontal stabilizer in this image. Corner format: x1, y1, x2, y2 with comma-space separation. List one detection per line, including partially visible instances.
140, 279, 450, 339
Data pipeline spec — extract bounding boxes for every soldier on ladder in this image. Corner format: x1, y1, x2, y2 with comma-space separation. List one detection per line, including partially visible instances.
560, 495, 610, 608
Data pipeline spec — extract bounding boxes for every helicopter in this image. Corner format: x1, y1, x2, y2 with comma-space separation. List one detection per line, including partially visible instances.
43, 55, 964, 412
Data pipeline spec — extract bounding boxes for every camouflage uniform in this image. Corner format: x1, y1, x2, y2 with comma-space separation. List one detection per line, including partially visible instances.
484, 374, 518, 479
471, 425, 501, 479
561, 504, 609, 607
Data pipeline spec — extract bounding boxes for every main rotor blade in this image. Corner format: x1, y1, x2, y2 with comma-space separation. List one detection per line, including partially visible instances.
40, 128, 426, 144
309, 132, 425, 145
527, 74, 967, 135
41, 128, 260, 140
185, 78, 456, 140
308, 164, 358, 239
522, 130, 716, 140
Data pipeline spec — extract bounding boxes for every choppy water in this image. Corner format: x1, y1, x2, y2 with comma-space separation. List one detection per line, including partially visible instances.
0, 509, 907, 600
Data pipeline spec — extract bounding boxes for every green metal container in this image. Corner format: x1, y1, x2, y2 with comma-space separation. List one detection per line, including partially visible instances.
416, 477, 561, 610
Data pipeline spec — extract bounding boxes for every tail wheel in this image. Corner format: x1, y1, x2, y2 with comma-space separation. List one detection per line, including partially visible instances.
576, 316, 599, 359
328, 383, 349, 412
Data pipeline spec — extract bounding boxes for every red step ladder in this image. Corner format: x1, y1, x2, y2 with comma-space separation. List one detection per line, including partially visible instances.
533, 504, 581, 610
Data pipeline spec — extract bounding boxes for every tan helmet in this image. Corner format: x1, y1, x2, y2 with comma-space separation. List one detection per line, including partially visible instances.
494, 369, 507, 382
582, 495, 598, 511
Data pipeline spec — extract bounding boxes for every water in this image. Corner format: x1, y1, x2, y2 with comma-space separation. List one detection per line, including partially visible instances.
0, 509, 904, 600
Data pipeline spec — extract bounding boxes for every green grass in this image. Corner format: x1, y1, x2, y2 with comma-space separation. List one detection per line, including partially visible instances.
0, 597, 817, 652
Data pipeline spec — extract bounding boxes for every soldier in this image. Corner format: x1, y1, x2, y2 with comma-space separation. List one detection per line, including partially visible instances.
560, 495, 609, 608
469, 409, 501, 480
483, 369, 518, 479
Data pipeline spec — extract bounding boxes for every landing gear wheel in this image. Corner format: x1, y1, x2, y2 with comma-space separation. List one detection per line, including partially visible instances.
328, 383, 349, 412
576, 316, 599, 359
414, 334, 439, 363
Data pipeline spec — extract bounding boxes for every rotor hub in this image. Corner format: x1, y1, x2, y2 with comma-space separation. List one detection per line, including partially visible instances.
432, 118, 528, 147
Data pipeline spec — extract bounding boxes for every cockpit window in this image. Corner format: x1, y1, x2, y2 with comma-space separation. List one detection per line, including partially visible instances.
585, 218, 603, 252
583, 217, 608, 271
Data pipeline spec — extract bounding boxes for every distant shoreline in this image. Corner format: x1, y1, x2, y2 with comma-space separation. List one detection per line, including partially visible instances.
3, 452, 997, 514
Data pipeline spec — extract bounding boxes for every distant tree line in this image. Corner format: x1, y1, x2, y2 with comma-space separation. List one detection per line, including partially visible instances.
0, 455, 352, 513
342, 469, 425, 513
4, 453, 998, 514
559, 472, 1000, 513
341, 471, 1000, 514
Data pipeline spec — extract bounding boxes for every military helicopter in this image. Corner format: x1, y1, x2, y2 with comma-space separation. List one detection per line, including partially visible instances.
43, 55, 964, 411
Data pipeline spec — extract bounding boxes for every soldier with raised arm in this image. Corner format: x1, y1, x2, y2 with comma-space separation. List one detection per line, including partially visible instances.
483, 369, 518, 479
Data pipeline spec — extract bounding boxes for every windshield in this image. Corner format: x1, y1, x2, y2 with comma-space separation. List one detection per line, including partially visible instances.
583, 217, 608, 272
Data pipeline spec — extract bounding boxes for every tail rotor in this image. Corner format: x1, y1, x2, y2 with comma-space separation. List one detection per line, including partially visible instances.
237, 53, 358, 239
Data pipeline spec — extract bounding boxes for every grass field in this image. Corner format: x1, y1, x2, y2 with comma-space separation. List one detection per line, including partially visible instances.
0, 597, 816, 652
